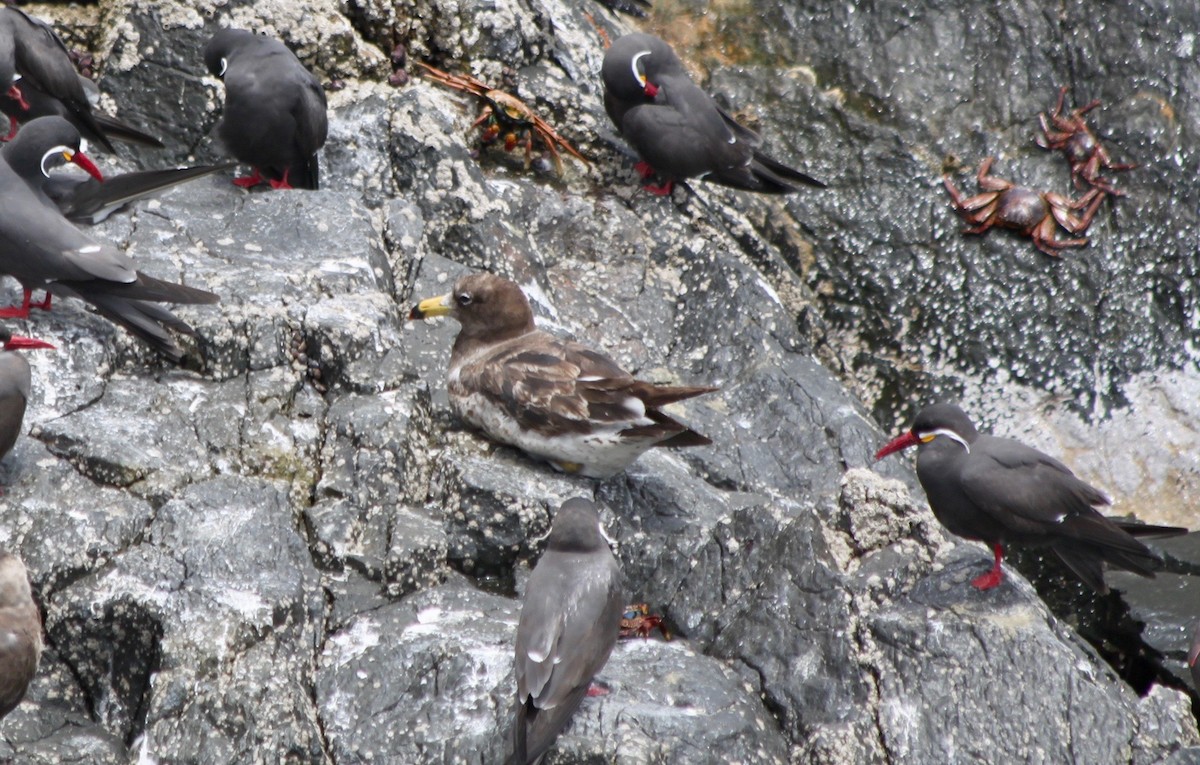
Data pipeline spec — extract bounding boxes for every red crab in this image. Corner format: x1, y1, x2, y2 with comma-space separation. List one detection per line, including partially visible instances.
1038, 87, 1135, 195
619, 603, 671, 640
943, 157, 1106, 257
416, 62, 588, 176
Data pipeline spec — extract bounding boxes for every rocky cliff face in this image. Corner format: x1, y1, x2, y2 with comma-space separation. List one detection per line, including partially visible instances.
1, 0, 1198, 763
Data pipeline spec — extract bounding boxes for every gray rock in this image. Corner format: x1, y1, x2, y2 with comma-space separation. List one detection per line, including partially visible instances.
742, 0, 1200, 503
317, 577, 788, 765
0, 649, 126, 764
42, 477, 328, 761
549, 634, 790, 764
315, 580, 519, 765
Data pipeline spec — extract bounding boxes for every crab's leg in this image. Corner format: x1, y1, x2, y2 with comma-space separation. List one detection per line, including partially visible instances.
539, 129, 565, 175
415, 62, 490, 97
960, 200, 1001, 233
1073, 99, 1102, 118
1102, 153, 1137, 172
1050, 86, 1068, 119
1047, 189, 1105, 234
536, 116, 589, 164
522, 130, 534, 169
973, 157, 1014, 192
945, 181, 1001, 231
1033, 217, 1087, 256
1076, 154, 1126, 195
1080, 172, 1125, 197
1037, 115, 1074, 148
944, 176, 1001, 220
1071, 189, 1106, 231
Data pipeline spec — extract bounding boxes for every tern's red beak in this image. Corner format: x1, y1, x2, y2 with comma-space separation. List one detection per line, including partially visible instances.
874, 431, 920, 461
3, 335, 55, 351
70, 151, 105, 182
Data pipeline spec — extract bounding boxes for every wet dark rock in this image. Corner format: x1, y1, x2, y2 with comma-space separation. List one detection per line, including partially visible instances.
1110, 533, 1200, 694
2, 0, 1197, 762
741, 1, 1200, 432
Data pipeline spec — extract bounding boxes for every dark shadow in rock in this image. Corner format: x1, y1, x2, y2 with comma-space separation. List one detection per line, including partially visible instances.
48, 596, 164, 746
1008, 544, 1173, 696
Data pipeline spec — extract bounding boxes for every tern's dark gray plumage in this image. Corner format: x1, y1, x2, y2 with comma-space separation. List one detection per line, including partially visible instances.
0, 71, 163, 149
409, 272, 716, 478
5, 117, 227, 224
875, 403, 1187, 592
0, 126, 219, 362
42, 162, 231, 224
0, 328, 52, 463
203, 29, 328, 190
1189, 622, 1200, 689
0, 551, 41, 721
506, 497, 624, 765
0, 7, 150, 153
601, 32, 825, 195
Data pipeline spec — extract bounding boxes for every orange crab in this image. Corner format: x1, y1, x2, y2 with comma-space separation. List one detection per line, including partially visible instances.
416, 62, 588, 175
619, 603, 671, 640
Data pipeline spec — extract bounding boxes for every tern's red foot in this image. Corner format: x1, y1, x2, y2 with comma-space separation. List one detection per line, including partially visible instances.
6, 85, 30, 112
267, 169, 293, 190
633, 161, 656, 179
0, 290, 35, 319
1, 115, 17, 142
0, 306, 30, 320
971, 568, 1004, 590
643, 180, 674, 196
232, 169, 264, 188
585, 682, 610, 698
970, 543, 1005, 590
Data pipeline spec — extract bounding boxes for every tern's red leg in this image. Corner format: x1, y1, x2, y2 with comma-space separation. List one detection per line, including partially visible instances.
642, 179, 674, 196
31, 291, 51, 311
585, 682, 610, 698
1, 115, 17, 142
6, 85, 30, 112
0, 290, 34, 320
971, 544, 1005, 590
232, 168, 264, 188
267, 168, 293, 190
633, 161, 656, 179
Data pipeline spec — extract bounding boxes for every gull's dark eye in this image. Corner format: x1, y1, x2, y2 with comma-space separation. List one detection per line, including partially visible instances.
456, 292, 473, 307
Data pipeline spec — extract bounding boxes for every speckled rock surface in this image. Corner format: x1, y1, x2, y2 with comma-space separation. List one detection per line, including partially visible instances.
1, 0, 1198, 763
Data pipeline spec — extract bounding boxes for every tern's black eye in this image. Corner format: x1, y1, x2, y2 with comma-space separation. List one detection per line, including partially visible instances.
456, 292, 473, 307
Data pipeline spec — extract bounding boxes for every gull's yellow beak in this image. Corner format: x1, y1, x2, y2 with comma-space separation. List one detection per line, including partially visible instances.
408, 293, 453, 321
